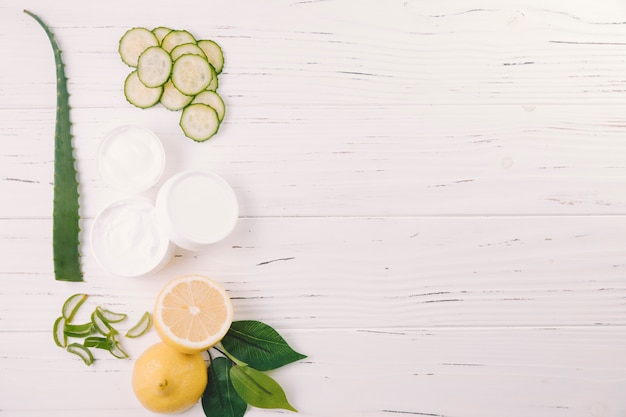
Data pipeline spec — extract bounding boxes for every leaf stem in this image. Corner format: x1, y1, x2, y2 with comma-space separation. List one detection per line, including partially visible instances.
211, 345, 246, 367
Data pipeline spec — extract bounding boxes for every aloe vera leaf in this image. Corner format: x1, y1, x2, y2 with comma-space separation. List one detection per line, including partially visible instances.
24, 10, 83, 282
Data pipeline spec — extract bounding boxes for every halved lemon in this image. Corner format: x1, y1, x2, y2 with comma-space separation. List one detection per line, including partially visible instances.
154, 274, 233, 354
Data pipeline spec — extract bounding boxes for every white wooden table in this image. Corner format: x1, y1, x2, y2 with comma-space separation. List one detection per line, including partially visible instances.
2, 1, 626, 416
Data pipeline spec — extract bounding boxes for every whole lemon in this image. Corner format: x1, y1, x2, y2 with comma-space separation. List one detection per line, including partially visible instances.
132, 342, 208, 414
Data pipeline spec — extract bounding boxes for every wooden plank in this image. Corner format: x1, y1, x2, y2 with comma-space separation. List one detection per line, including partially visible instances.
3, 105, 626, 218
4, 1, 626, 109
1, 327, 625, 416
2, 216, 625, 330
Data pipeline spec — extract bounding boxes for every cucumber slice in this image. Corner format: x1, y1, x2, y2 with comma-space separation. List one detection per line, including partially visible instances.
197, 39, 224, 74
179, 103, 220, 142
171, 54, 213, 95
124, 71, 163, 108
170, 43, 206, 61
137, 46, 172, 87
152, 26, 172, 44
191, 90, 225, 122
161, 29, 196, 53
206, 64, 219, 91
160, 80, 193, 111
119, 27, 158, 67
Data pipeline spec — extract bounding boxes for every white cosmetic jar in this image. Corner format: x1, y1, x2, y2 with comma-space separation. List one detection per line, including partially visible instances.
155, 170, 239, 251
98, 125, 165, 194
91, 197, 175, 277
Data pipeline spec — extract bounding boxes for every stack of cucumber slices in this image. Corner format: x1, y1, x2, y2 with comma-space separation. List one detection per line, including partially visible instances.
119, 27, 226, 142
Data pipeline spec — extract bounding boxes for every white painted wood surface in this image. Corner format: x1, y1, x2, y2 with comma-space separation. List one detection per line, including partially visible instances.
2, 1, 626, 416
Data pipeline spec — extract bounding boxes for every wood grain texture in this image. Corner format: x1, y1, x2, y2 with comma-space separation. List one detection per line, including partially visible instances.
2, 0, 626, 415
2, 328, 626, 416
4, 105, 626, 218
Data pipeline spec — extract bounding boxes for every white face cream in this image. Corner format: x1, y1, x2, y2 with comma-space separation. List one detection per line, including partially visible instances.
156, 170, 238, 251
91, 198, 174, 277
98, 125, 165, 194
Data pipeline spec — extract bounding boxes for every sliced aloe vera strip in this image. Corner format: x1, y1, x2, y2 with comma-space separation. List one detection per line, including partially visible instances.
64, 322, 94, 338
67, 343, 94, 366
91, 310, 117, 336
96, 306, 127, 323
83, 336, 113, 350
109, 340, 130, 359
125, 311, 152, 338
53, 316, 67, 348
62, 293, 88, 322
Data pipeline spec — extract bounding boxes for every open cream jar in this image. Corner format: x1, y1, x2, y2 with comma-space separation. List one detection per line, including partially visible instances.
91, 198, 175, 277
98, 125, 165, 194
156, 170, 239, 251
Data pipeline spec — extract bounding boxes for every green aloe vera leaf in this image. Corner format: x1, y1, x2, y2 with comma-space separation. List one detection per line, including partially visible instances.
125, 311, 152, 338
24, 10, 83, 282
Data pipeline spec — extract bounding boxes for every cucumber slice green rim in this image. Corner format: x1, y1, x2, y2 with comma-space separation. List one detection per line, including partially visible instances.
137, 46, 172, 88
152, 26, 172, 44
161, 29, 196, 53
61, 293, 88, 322
160, 80, 193, 111
205, 64, 219, 91
66, 343, 94, 366
170, 43, 206, 61
180, 103, 220, 142
197, 39, 224, 74
125, 311, 152, 338
191, 90, 226, 122
118, 27, 226, 142
124, 70, 163, 108
171, 54, 213, 95
119, 27, 159, 67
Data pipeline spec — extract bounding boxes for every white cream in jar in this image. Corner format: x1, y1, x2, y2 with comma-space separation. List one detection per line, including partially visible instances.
98, 125, 165, 194
91, 198, 174, 277
156, 170, 238, 251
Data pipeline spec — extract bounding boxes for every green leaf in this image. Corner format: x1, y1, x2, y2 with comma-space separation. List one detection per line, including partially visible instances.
202, 357, 247, 417
24, 10, 82, 282
230, 365, 297, 412
221, 320, 306, 371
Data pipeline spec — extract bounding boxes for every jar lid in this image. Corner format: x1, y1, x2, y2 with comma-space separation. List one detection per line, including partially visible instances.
155, 170, 239, 251
98, 125, 165, 194
91, 197, 175, 277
